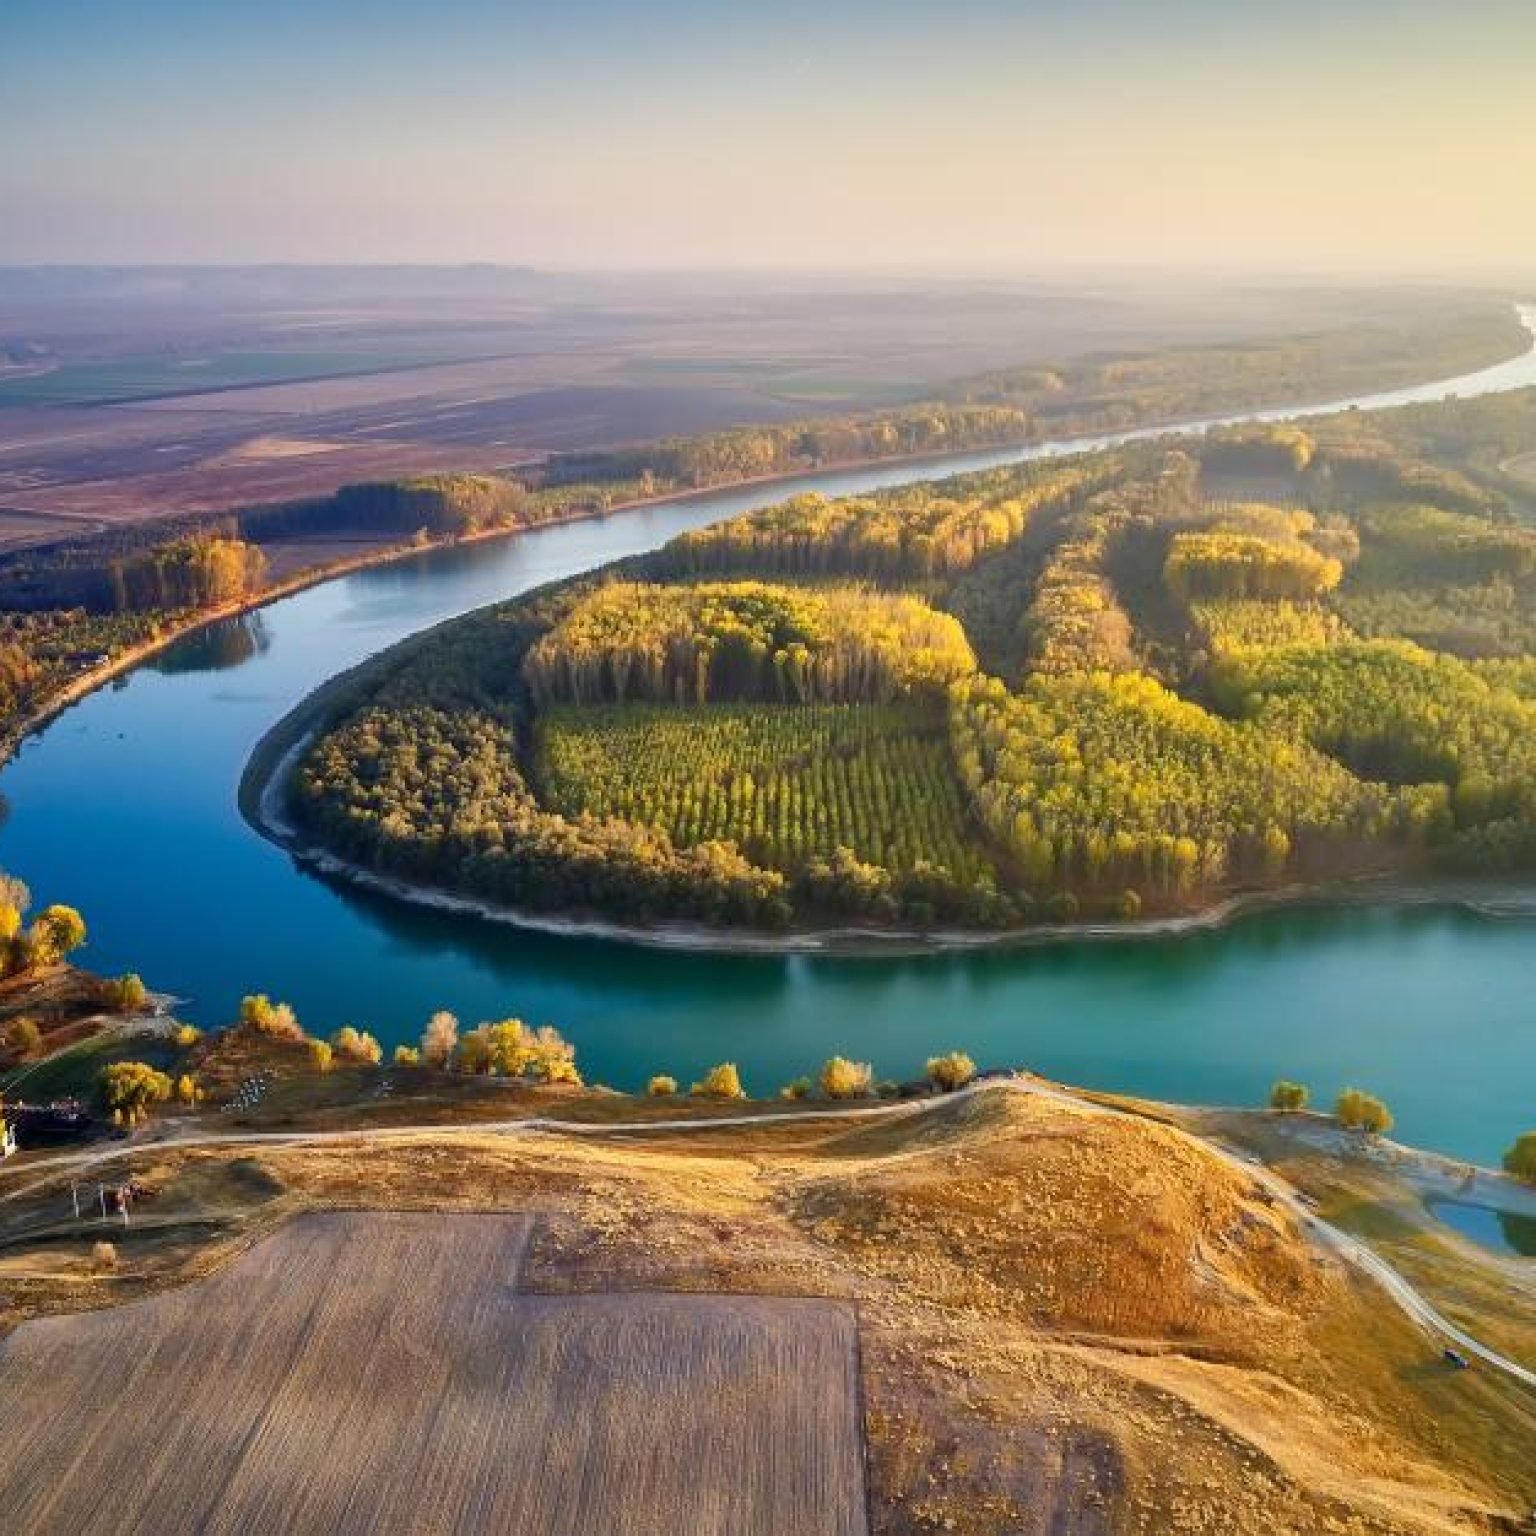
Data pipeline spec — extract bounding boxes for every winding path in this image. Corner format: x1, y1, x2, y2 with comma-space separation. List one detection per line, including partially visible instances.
3, 1076, 1532, 1394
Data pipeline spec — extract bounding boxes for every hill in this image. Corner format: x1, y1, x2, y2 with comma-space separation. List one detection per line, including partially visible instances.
1, 1079, 1532, 1533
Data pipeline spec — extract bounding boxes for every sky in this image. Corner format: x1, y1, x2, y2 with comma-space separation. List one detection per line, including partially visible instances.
4, 0, 1535, 274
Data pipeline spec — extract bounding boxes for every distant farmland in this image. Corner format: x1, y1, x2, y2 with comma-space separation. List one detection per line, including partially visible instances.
0, 1212, 867, 1535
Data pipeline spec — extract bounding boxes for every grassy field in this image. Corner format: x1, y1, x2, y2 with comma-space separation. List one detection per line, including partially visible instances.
535, 701, 995, 882
0, 1210, 866, 1535
1, 1082, 1531, 1531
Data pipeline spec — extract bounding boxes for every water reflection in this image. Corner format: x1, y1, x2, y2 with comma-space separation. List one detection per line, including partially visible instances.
1428, 1199, 1536, 1258
149, 613, 271, 675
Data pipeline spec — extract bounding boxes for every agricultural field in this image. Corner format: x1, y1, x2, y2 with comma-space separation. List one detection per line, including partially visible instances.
0, 271, 1518, 526
0, 1084, 1532, 1532
0, 1211, 866, 1536
536, 701, 996, 883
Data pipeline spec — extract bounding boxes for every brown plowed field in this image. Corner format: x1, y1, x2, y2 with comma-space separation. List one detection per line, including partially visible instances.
0, 1211, 866, 1536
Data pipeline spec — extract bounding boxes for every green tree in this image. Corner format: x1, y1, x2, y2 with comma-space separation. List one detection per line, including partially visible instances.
307, 1039, 333, 1073
1335, 1088, 1393, 1135
779, 1076, 813, 1101
394, 1045, 421, 1066
1502, 1132, 1536, 1184
1269, 1080, 1309, 1112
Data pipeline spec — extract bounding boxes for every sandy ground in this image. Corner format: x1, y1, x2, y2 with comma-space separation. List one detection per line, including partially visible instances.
1, 1085, 1532, 1533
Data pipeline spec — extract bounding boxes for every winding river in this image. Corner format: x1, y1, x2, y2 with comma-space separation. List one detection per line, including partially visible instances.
5, 310, 1536, 1164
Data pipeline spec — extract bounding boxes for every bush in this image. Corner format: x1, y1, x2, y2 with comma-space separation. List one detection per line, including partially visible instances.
98, 973, 147, 1013
4, 1017, 42, 1059
647, 1075, 678, 1096
173, 1024, 201, 1049
100, 1060, 172, 1115
820, 1056, 874, 1099
307, 1039, 333, 1073
779, 1076, 813, 1101
91, 1240, 118, 1272
451, 1019, 581, 1083
420, 1010, 459, 1068
1503, 1132, 1536, 1184
1113, 889, 1142, 921
239, 994, 304, 1041
1269, 1080, 1309, 1112
331, 1026, 383, 1065
174, 1073, 198, 1105
691, 1062, 746, 1100
925, 1051, 978, 1092
27, 904, 87, 967
1335, 1087, 1393, 1135
394, 1045, 421, 1066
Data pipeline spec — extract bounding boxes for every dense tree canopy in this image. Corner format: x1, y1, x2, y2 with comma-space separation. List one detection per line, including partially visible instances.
523, 582, 976, 707
289, 382, 1536, 931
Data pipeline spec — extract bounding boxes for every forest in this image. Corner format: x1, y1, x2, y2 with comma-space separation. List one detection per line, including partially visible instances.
283, 382, 1536, 932
522, 582, 976, 707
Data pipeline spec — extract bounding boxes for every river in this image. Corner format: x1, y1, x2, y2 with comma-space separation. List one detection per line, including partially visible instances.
4, 309, 1536, 1163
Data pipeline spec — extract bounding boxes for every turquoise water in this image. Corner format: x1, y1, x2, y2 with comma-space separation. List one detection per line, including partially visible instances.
4, 321, 1536, 1164
1427, 1200, 1536, 1258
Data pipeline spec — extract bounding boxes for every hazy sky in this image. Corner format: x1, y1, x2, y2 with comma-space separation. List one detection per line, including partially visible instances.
5, 0, 1535, 273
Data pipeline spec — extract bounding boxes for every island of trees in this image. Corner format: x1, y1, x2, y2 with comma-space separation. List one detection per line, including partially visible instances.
275, 383, 1536, 935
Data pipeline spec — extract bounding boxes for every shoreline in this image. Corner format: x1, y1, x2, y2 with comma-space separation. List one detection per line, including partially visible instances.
8, 304, 1534, 775
239, 703, 1536, 955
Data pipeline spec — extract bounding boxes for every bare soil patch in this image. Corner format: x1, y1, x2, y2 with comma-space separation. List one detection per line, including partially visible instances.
0, 1210, 867, 1536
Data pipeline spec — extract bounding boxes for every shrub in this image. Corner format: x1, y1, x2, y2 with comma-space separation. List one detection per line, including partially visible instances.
820, 1056, 874, 1100
1113, 889, 1143, 921
925, 1051, 978, 1092
27, 904, 87, 967
420, 1009, 459, 1068
779, 1076, 813, 1101
1503, 1132, 1536, 1184
4, 1017, 42, 1059
452, 1019, 580, 1083
691, 1062, 746, 1100
1269, 1080, 1310, 1112
99, 973, 148, 1013
175, 1073, 198, 1105
173, 1024, 201, 1049
101, 1060, 173, 1115
647, 1075, 679, 1096
1335, 1087, 1393, 1135
91, 1240, 119, 1272
393, 1045, 421, 1066
307, 1039, 333, 1073
239, 994, 304, 1041
330, 1026, 383, 1065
